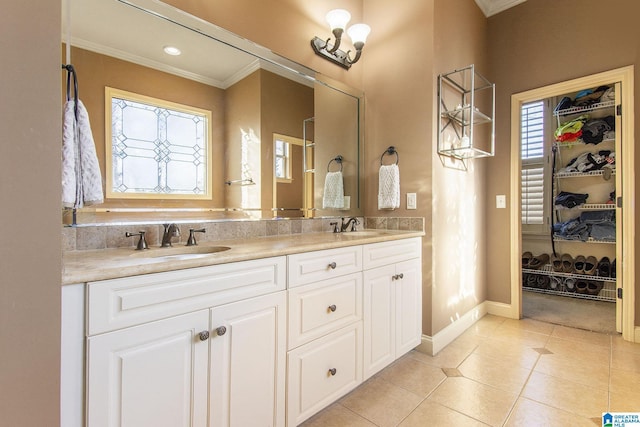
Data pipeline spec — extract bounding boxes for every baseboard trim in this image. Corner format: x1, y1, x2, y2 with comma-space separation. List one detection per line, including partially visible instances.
635, 326, 640, 343
485, 300, 518, 319
418, 301, 490, 356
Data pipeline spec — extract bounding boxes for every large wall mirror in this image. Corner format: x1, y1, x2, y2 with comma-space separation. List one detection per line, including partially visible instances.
62, 0, 363, 223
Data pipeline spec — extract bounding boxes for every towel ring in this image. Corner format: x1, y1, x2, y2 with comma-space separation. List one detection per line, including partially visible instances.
327, 155, 343, 172
380, 146, 399, 165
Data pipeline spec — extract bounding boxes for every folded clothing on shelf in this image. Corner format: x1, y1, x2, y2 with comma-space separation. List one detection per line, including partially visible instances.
554, 115, 589, 142
555, 191, 589, 209
573, 85, 610, 107
553, 210, 616, 242
557, 150, 615, 174
582, 116, 615, 144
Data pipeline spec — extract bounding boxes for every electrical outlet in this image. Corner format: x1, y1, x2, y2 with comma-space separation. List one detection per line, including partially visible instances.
407, 193, 417, 210
496, 194, 506, 209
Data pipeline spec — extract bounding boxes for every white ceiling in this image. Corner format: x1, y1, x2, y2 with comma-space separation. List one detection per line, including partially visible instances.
61, 0, 266, 89
474, 0, 527, 17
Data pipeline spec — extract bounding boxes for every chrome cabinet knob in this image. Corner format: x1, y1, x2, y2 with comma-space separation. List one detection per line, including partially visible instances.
328, 304, 337, 312
198, 331, 210, 341
398, 273, 404, 279
328, 262, 337, 269
216, 326, 227, 336
328, 368, 337, 376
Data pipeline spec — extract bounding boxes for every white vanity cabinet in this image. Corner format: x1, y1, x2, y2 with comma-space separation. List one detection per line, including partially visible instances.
286, 246, 364, 426
68, 256, 287, 427
362, 238, 422, 379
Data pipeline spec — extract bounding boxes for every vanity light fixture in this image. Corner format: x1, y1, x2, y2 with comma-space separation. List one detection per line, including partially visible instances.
163, 45, 181, 56
311, 9, 370, 69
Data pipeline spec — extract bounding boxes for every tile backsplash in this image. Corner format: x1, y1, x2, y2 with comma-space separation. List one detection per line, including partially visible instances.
62, 216, 425, 252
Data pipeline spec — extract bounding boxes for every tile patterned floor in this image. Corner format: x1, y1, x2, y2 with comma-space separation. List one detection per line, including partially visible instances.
301, 315, 640, 427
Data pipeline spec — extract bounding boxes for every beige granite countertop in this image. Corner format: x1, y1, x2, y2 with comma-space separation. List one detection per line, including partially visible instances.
62, 230, 424, 285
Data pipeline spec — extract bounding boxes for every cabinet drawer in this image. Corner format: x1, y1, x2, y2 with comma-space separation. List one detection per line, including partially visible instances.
288, 272, 362, 350
287, 322, 362, 426
87, 256, 286, 335
362, 237, 421, 270
288, 246, 362, 288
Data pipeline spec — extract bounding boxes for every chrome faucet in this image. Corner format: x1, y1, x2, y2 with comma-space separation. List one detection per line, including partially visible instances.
340, 217, 360, 232
161, 223, 181, 247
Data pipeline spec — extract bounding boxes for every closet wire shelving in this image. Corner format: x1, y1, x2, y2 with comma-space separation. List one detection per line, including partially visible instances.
523, 264, 616, 302
523, 92, 618, 303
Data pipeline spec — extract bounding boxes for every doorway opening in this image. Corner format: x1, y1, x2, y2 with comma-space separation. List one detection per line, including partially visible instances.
510, 66, 635, 340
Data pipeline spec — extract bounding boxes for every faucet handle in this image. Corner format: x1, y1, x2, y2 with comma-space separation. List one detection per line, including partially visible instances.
351, 218, 360, 231
329, 222, 340, 233
125, 231, 149, 250
186, 228, 206, 246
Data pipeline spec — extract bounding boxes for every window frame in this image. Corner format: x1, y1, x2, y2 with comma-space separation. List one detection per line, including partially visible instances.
104, 87, 213, 200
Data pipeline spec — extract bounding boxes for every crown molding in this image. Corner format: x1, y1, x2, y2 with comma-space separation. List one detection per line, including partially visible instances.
474, 0, 527, 17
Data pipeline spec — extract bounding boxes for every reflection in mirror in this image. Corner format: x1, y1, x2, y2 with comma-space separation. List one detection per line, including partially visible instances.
62, 0, 362, 223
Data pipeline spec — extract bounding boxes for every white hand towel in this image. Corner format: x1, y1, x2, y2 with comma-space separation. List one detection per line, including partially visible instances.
322, 171, 345, 209
62, 99, 104, 209
378, 164, 400, 209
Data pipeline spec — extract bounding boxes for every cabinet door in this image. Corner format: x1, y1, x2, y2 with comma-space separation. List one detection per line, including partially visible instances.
87, 310, 210, 427
363, 264, 395, 380
210, 292, 286, 427
395, 258, 422, 356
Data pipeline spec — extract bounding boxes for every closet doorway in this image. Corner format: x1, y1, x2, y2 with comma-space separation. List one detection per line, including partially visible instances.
510, 66, 635, 340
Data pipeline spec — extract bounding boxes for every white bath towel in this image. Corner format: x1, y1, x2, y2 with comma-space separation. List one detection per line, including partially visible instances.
322, 171, 344, 209
62, 99, 103, 209
378, 164, 400, 209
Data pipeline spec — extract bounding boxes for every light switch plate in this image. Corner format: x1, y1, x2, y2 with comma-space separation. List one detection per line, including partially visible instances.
407, 193, 417, 210
496, 194, 506, 209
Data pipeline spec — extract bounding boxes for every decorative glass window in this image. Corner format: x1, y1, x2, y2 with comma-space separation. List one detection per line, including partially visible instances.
105, 87, 212, 199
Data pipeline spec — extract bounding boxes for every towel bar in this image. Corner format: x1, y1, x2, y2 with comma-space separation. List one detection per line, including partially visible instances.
380, 146, 399, 165
327, 155, 343, 172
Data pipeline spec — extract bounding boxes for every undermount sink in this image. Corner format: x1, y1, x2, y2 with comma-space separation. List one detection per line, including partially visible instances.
129, 245, 231, 260
339, 230, 391, 237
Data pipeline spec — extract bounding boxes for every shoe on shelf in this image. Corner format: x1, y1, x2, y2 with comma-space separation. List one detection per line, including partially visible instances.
575, 279, 589, 294
564, 277, 577, 292
522, 251, 533, 268
561, 254, 574, 273
536, 275, 550, 289
597, 257, 611, 277
526, 274, 538, 288
551, 255, 563, 272
586, 281, 604, 296
611, 259, 616, 278
574, 255, 586, 275
549, 276, 562, 290
529, 253, 550, 270
584, 256, 598, 275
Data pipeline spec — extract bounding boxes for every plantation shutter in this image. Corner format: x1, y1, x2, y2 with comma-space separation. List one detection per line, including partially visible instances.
521, 101, 545, 226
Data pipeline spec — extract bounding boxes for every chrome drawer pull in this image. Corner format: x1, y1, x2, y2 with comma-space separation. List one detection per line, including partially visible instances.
198, 331, 210, 341
328, 304, 337, 312
216, 326, 227, 336
328, 368, 337, 376
328, 262, 337, 269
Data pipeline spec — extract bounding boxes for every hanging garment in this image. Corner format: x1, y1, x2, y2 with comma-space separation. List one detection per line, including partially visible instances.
378, 164, 400, 209
62, 99, 103, 208
322, 171, 344, 209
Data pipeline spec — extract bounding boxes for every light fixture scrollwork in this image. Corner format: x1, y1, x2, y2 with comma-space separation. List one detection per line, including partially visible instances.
311, 9, 371, 70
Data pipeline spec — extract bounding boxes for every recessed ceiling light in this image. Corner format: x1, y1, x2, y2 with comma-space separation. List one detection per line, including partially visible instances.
163, 46, 181, 56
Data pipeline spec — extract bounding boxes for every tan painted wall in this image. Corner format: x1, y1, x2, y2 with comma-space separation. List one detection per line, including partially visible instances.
431, 0, 490, 334
0, 2, 62, 425
486, 0, 640, 326
261, 70, 314, 216
362, 0, 437, 334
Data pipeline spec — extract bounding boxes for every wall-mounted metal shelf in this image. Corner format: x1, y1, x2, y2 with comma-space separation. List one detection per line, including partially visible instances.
437, 64, 495, 161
